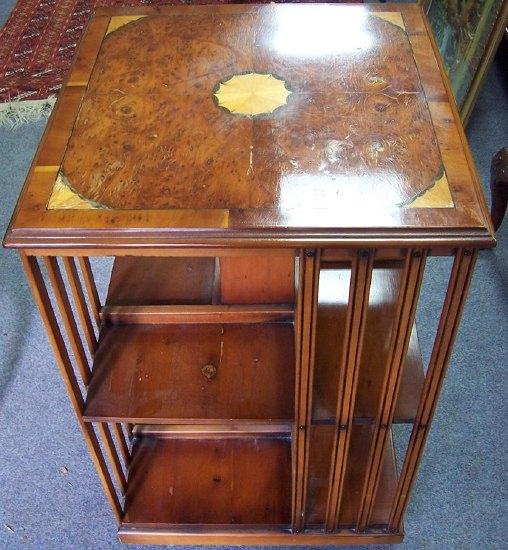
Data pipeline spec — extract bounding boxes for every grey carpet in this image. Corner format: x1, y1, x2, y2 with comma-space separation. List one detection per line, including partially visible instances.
0, 5, 507, 550
0, 0, 16, 28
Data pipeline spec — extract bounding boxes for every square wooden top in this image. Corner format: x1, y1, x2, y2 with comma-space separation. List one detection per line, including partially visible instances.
4, 3, 494, 250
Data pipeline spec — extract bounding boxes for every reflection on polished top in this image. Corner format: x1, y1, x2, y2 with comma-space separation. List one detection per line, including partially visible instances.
4, 4, 494, 248
50, 9, 449, 211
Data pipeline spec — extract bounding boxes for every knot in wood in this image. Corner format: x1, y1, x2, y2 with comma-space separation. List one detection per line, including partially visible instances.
201, 363, 217, 380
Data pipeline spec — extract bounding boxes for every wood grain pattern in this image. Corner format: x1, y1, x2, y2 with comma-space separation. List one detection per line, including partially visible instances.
84, 323, 294, 423
220, 255, 295, 304
107, 256, 216, 305
123, 436, 292, 525
56, 11, 446, 211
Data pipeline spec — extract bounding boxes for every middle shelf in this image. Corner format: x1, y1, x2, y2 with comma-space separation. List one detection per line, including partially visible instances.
83, 322, 295, 423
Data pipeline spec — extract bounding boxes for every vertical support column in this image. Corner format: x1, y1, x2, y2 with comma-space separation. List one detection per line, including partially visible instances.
20, 253, 122, 521
292, 248, 320, 533
388, 248, 478, 532
357, 249, 427, 530
325, 249, 374, 532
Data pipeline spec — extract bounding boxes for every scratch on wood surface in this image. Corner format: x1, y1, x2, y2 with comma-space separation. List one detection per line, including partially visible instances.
247, 145, 254, 176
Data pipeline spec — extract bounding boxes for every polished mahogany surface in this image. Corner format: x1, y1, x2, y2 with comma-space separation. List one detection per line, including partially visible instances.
4, 4, 493, 248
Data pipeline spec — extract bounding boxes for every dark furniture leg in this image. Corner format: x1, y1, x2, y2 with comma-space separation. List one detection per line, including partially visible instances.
491, 147, 508, 231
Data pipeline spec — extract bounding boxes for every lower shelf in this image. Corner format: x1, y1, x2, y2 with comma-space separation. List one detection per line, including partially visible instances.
123, 435, 292, 526
121, 428, 398, 536
119, 431, 402, 544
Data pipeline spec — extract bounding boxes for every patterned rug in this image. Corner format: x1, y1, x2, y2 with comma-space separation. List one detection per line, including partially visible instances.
0, 0, 361, 126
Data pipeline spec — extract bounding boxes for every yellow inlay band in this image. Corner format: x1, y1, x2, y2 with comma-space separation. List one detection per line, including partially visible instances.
47, 172, 100, 210
407, 173, 454, 208
373, 12, 405, 31
106, 15, 147, 36
35, 166, 60, 173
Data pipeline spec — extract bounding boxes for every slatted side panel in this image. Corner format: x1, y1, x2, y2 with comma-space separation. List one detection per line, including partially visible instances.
387, 248, 478, 531
20, 253, 131, 521
292, 249, 320, 532
324, 249, 375, 531
303, 247, 477, 535
356, 249, 427, 529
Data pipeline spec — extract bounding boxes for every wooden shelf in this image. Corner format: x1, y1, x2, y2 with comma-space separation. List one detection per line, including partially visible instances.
92, 257, 422, 425
122, 435, 292, 527
83, 323, 294, 423
305, 424, 398, 528
313, 261, 425, 424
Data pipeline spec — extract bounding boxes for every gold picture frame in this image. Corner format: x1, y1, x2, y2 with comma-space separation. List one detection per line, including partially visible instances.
419, 0, 508, 125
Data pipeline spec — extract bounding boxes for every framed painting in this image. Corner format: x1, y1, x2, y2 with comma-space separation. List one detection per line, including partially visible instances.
420, 0, 507, 124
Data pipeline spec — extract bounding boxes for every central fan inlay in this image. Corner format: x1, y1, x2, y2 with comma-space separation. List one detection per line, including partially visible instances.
213, 72, 292, 117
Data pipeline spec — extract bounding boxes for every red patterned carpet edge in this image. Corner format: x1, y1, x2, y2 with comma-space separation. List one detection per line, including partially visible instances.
0, 0, 361, 126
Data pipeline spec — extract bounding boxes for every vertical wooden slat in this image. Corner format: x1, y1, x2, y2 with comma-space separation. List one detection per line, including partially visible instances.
325, 249, 374, 532
291, 251, 305, 527
78, 256, 101, 330
356, 249, 427, 530
292, 249, 320, 532
44, 257, 92, 386
388, 248, 478, 532
97, 423, 128, 493
62, 256, 97, 355
20, 253, 122, 521
111, 423, 131, 467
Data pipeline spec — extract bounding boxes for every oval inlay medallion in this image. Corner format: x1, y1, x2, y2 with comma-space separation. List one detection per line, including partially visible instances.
213, 72, 292, 117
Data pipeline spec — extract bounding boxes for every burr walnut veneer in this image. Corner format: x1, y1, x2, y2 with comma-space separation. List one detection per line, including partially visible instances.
4, 3, 494, 546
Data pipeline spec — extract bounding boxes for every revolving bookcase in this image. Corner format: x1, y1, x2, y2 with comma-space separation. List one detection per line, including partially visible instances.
4, 3, 495, 546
